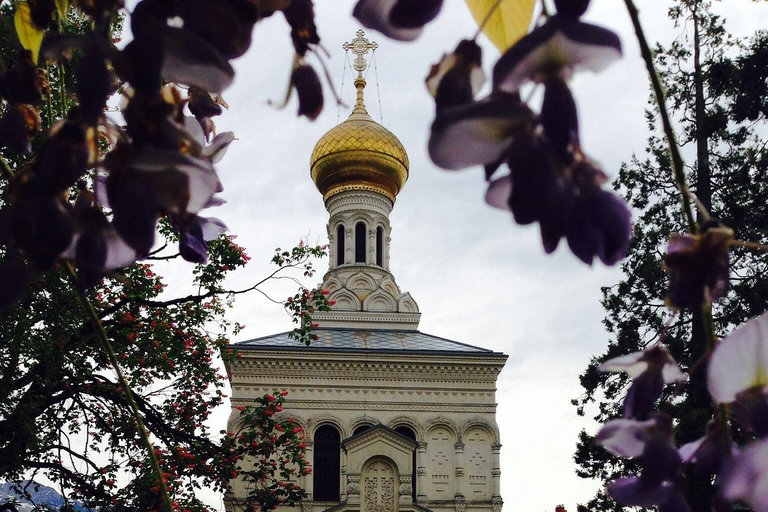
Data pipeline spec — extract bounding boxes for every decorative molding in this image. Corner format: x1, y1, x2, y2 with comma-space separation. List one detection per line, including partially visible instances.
424, 416, 460, 436
307, 413, 347, 438
460, 418, 501, 445
387, 416, 425, 440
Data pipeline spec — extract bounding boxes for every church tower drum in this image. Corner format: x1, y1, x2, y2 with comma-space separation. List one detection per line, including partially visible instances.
310, 29, 419, 331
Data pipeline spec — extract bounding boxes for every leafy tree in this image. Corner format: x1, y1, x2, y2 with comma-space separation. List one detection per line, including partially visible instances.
573, 1, 768, 510
0, 3, 332, 511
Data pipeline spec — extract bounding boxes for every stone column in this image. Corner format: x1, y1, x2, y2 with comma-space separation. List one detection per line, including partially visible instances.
347, 475, 360, 505
417, 443, 427, 501
454, 440, 465, 499
385, 235, 392, 270
340, 449, 348, 501
304, 441, 314, 500
328, 230, 336, 270
367, 228, 376, 264
399, 476, 413, 506
492, 443, 502, 499
345, 228, 353, 264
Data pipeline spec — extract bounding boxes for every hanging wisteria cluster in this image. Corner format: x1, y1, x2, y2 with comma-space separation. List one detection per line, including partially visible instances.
0, 0, 323, 304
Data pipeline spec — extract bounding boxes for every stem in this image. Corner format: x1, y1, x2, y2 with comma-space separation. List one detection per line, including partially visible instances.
63, 263, 174, 512
731, 239, 768, 252
623, 0, 696, 235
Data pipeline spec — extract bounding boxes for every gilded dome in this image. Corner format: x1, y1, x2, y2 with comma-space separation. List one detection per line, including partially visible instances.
310, 80, 409, 203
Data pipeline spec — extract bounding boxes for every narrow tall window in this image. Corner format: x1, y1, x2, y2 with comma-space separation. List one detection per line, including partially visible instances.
395, 426, 418, 501
336, 225, 345, 266
314, 425, 341, 501
355, 222, 366, 263
376, 227, 383, 267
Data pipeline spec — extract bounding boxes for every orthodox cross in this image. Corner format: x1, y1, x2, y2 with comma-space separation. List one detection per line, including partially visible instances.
343, 29, 378, 79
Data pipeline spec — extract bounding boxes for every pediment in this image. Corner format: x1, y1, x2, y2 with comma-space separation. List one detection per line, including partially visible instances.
342, 424, 417, 474
363, 288, 398, 312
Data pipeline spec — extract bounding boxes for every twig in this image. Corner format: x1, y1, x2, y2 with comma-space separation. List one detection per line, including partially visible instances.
623, 0, 696, 234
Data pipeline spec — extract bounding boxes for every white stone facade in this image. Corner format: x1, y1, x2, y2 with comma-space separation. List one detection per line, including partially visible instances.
226, 341, 506, 512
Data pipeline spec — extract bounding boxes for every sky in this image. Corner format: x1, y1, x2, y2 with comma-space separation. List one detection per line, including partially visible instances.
153, 1, 768, 511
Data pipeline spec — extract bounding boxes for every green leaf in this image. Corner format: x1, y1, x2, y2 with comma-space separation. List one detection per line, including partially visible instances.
464, 0, 536, 52
14, 2, 44, 64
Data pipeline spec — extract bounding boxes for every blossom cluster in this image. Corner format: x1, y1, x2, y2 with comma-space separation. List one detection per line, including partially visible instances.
0, 0, 324, 308
355, 0, 631, 265
595, 311, 768, 511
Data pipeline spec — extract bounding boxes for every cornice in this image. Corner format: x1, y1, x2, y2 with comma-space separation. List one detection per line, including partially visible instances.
236, 401, 497, 413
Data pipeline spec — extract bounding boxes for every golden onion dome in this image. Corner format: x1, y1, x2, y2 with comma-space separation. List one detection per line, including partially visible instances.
310, 78, 409, 203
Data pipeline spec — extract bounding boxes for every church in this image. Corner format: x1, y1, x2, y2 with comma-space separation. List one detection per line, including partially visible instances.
226, 30, 507, 512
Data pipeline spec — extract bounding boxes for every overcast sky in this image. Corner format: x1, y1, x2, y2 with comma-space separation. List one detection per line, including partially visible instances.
153, 1, 768, 510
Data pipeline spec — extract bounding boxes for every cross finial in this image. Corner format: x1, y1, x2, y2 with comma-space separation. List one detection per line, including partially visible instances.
343, 29, 378, 79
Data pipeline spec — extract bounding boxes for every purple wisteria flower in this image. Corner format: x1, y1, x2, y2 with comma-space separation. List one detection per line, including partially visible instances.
708, 312, 768, 436
600, 344, 685, 419
664, 223, 733, 309
598, 413, 689, 511
353, 0, 443, 41
426, 1, 631, 266
426, 39, 485, 110
720, 438, 768, 512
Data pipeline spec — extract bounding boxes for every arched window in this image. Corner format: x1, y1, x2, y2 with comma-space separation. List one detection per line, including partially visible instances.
395, 425, 417, 501
376, 227, 383, 267
336, 225, 345, 266
314, 425, 341, 501
353, 424, 372, 436
355, 222, 366, 263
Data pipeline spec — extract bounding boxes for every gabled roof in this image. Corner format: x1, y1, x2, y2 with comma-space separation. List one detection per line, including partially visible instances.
234, 328, 503, 356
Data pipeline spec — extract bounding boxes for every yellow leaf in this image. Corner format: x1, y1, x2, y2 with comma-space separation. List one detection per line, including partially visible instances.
56, 0, 69, 21
464, 0, 537, 52
14, 2, 44, 65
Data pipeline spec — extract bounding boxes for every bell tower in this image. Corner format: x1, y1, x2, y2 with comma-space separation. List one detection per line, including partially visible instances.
309, 30, 420, 331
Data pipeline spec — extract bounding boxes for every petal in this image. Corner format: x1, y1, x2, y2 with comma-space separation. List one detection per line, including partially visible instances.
76, 50, 113, 124
428, 94, 532, 170
203, 131, 236, 164
596, 418, 656, 458
624, 369, 664, 419
721, 438, 768, 512
177, 0, 258, 60
599, 351, 647, 378
507, 135, 559, 225
708, 312, 768, 403
485, 175, 512, 211
103, 229, 139, 269
188, 86, 223, 118
427, 39, 485, 110
292, 64, 324, 120
184, 115, 207, 147
540, 79, 579, 162
608, 477, 673, 507
554, 0, 591, 18
389, 0, 443, 29
493, 15, 622, 93
282, 0, 321, 56
353, 0, 425, 41
199, 216, 228, 240
565, 189, 631, 266
162, 27, 235, 93
131, 149, 220, 213
0, 104, 32, 154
